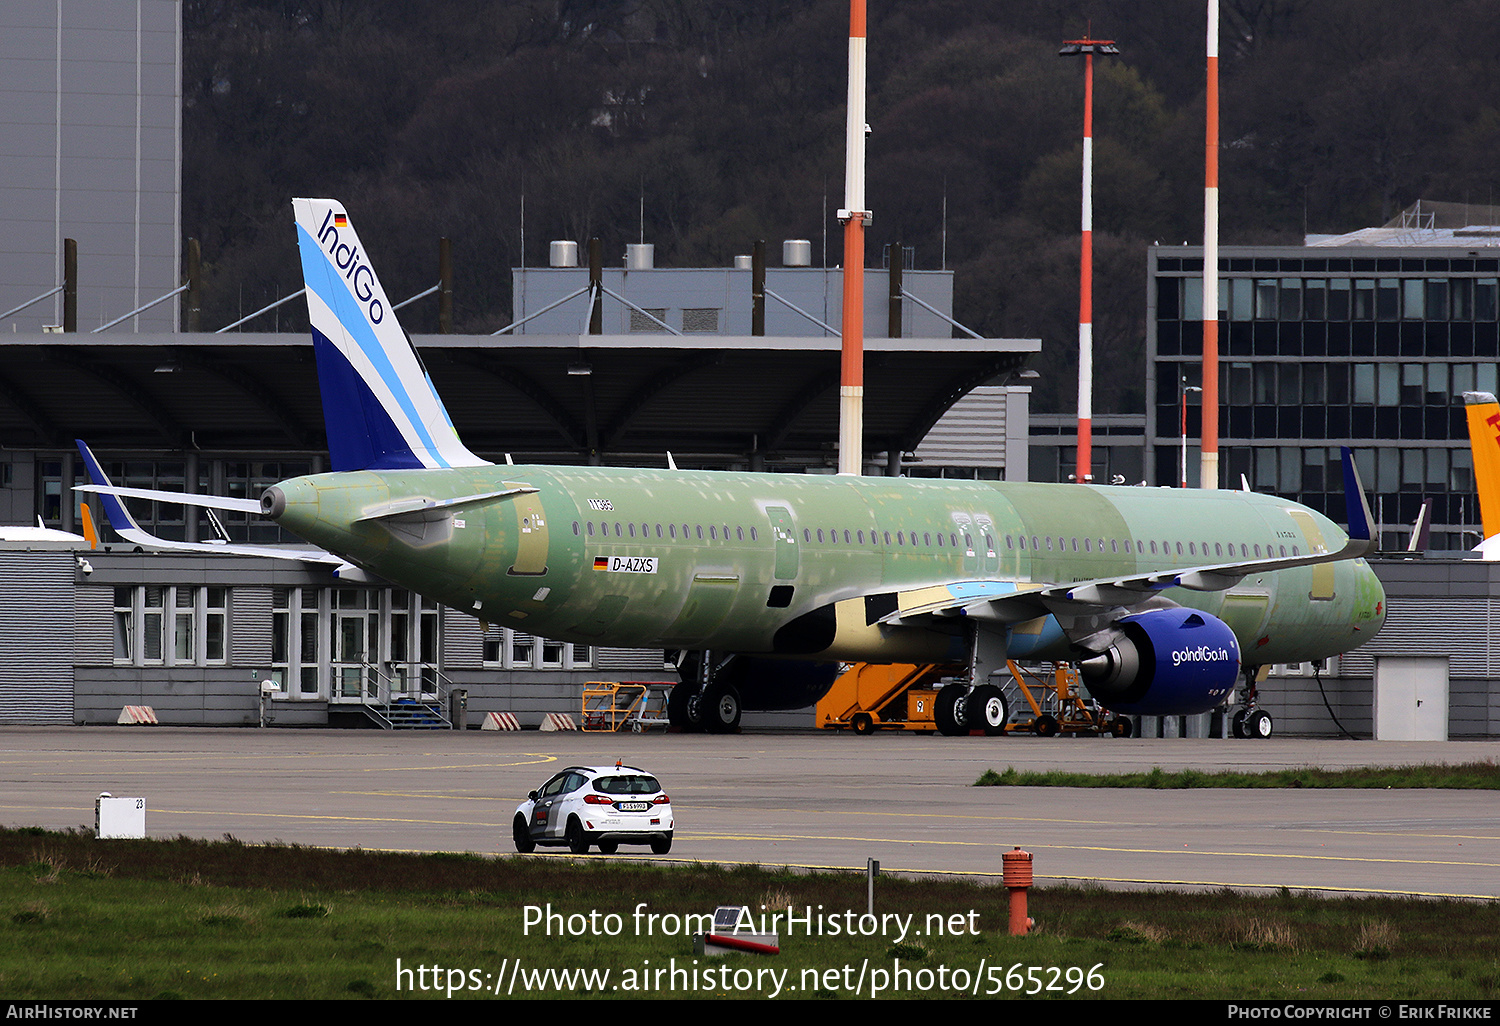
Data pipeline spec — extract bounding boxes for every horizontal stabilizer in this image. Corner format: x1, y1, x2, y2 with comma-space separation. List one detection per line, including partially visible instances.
73, 439, 341, 564
353, 486, 540, 524
75, 483, 263, 515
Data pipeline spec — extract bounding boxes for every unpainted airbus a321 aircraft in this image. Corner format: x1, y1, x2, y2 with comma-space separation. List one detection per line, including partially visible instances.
208, 199, 1381, 737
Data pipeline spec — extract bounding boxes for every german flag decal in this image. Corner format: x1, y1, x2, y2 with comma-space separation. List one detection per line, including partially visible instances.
333, 213, 348, 228
593, 557, 609, 570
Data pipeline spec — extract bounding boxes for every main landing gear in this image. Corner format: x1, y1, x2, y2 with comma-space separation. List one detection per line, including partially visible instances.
666, 651, 741, 734
931, 626, 1012, 736
934, 683, 1009, 736
1230, 667, 1273, 739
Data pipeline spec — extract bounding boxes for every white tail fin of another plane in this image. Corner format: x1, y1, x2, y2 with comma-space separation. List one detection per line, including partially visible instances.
292, 198, 489, 473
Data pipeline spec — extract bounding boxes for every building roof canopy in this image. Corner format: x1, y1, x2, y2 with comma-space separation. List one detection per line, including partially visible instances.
0, 332, 1038, 466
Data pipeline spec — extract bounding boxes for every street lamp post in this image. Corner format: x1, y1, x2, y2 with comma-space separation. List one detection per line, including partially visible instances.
1059, 34, 1119, 485
1181, 379, 1202, 488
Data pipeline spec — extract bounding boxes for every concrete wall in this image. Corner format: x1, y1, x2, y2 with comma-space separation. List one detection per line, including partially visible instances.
0, 0, 180, 333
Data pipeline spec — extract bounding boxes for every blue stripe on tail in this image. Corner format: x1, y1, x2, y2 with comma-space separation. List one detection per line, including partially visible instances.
312, 326, 428, 472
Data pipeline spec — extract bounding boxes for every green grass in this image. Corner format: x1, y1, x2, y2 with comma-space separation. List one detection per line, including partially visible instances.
1, 827, 1498, 999
975, 761, 1500, 789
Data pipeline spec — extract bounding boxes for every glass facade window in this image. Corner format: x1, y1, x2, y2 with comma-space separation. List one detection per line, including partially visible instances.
114, 586, 228, 667
269, 586, 454, 701
1152, 249, 1500, 547
481, 625, 591, 671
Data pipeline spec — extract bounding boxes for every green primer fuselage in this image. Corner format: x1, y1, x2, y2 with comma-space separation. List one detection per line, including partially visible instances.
269, 466, 1386, 667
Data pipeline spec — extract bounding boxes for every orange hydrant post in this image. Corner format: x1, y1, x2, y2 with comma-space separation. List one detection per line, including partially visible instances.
1002, 846, 1035, 936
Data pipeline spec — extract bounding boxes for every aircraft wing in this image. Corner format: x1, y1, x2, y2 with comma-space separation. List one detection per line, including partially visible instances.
72, 440, 348, 567
879, 446, 1376, 633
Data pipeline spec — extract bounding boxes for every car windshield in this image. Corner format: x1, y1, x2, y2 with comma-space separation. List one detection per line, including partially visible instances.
592, 775, 661, 795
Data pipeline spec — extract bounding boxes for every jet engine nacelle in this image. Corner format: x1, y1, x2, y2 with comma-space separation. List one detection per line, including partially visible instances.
1077, 608, 1240, 716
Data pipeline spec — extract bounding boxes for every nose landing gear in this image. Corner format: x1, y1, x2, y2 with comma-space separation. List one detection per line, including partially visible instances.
1230, 669, 1273, 739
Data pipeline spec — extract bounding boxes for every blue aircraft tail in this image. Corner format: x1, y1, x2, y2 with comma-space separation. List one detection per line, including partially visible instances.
292, 199, 488, 472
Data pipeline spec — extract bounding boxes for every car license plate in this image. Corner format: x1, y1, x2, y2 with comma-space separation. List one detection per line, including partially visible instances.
617, 801, 650, 812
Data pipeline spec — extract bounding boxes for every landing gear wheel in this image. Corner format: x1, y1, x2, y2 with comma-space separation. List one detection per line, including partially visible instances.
566, 817, 589, 855
1231, 708, 1249, 739
935, 687, 969, 736
668, 684, 705, 733
703, 682, 742, 734
967, 684, 1009, 736
651, 834, 673, 855
1109, 716, 1133, 738
851, 712, 875, 735
1247, 708, 1273, 739
513, 815, 535, 854
1034, 713, 1061, 738
596, 840, 618, 854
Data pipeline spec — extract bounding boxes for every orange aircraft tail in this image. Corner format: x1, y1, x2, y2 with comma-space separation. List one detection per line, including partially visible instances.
1463, 391, 1500, 540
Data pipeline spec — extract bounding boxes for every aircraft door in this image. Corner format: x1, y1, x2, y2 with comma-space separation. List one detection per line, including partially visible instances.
1286, 510, 1335, 600
331, 591, 377, 700
766, 505, 799, 580
507, 491, 550, 576
953, 513, 979, 576
974, 514, 1000, 575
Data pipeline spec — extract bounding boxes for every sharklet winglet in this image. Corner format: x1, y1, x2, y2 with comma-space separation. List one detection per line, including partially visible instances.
1340, 446, 1375, 545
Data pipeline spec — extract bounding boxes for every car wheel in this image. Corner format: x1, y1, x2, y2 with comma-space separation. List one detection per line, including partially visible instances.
1231, 708, 1249, 739
703, 682, 741, 734
1248, 709, 1274, 739
1035, 713, 1060, 738
967, 684, 1008, 736
935, 687, 968, 736
1109, 716, 1133, 738
596, 839, 618, 854
851, 712, 874, 735
651, 834, 672, 855
566, 817, 590, 855
513, 815, 535, 854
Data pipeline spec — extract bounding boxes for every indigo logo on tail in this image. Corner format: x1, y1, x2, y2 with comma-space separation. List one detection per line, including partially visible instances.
316, 209, 384, 325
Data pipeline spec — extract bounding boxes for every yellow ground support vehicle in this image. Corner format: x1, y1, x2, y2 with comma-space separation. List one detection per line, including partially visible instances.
817, 661, 1132, 737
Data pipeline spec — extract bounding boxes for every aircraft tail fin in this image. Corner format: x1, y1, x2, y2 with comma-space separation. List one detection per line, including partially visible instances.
1463, 391, 1500, 540
291, 199, 488, 472
79, 502, 98, 550
75, 439, 152, 547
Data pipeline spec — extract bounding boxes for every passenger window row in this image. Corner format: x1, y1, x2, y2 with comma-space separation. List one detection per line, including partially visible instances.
571, 520, 1300, 561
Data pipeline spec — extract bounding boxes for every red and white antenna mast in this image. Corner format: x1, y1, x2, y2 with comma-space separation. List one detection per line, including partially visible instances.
1200, 1, 1220, 490
1059, 33, 1118, 485
837, 0, 871, 476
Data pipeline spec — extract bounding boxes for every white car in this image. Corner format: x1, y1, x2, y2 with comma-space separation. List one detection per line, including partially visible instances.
513, 764, 673, 855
